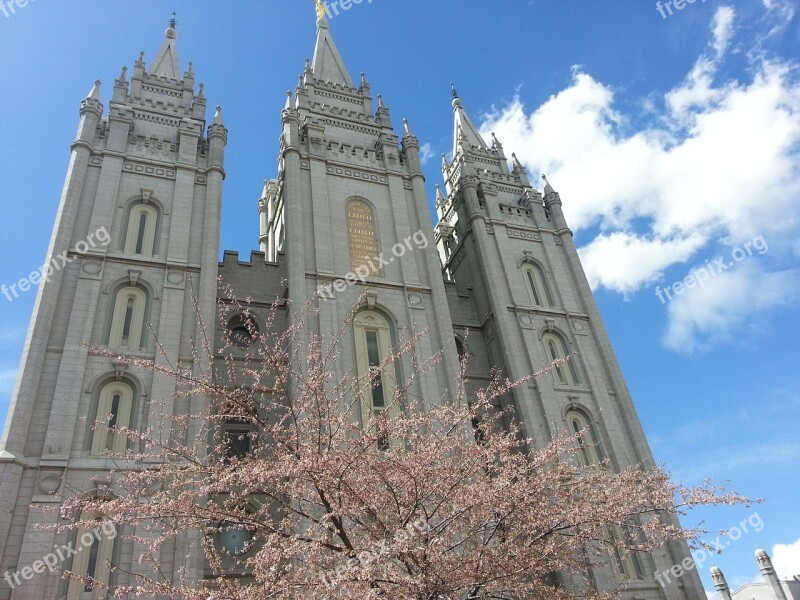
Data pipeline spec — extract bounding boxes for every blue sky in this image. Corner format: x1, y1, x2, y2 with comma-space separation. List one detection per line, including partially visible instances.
0, 1, 798, 595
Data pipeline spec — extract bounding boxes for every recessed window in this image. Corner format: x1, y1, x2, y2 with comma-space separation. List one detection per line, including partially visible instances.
227, 316, 259, 350
565, 409, 603, 466
108, 286, 147, 351
66, 515, 115, 599
542, 332, 579, 386
219, 524, 253, 556
606, 525, 644, 581
521, 262, 554, 307
229, 326, 253, 349
123, 203, 158, 257
354, 311, 397, 449
91, 382, 133, 455
223, 420, 253, 459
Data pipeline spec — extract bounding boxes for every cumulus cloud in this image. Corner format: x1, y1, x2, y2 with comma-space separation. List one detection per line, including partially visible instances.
478, 4, 800, 352
773, 537, 800, 579
663, 263, 799, 352
419, 142, 435, 165
578, 232, 706, 295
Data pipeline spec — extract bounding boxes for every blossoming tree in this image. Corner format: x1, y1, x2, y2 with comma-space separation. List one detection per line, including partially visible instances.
57, 291, 751, 599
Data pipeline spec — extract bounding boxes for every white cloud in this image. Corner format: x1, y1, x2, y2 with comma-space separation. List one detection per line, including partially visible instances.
419, 142, 435, 165
478, 4, 800, 351
578, 232, 706, 295
761, 0, 796, 29
711, 6, 736, 58
772, 537, 800, 579
663, 263, 799, 353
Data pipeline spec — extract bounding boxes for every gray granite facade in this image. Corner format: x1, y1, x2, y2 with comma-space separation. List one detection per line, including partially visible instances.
0, 14, 707, 600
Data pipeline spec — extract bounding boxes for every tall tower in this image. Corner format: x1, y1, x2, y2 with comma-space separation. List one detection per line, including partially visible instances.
251, 9, 461, 421
0, 17, 226, 599
434, 91, 706, 598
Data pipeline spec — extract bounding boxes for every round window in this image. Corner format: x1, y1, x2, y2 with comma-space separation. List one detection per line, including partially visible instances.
229, 326, 253, 349
219, 524, 252, 555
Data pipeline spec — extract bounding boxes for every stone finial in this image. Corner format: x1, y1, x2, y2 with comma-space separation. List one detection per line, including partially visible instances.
213, 105, 224, 126
88, 80, 101, 101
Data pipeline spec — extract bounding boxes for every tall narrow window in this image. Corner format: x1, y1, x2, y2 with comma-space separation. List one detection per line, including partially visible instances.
123, 204, 158, 257
606, 524, 643, 581
66, 515, 115, 599
521, 263, 554, 307
565, 409, 603, 466
542, 332, 579, 386
346, 198, 381, 276
354, 311, 397, 449
91, 382, 133, 455
108, 286, 147, 350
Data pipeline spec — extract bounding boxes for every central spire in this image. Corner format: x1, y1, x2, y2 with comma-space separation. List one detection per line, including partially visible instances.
150, 11, 181, 79
451, 87, 489, 158
311, 1, 355, 87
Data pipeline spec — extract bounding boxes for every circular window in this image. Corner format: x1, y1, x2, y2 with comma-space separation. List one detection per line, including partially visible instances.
229, 326, 253, 349
219, 524, 252, 555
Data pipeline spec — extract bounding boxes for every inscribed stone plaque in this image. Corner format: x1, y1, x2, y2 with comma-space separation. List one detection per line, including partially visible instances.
346, 199, 381, 275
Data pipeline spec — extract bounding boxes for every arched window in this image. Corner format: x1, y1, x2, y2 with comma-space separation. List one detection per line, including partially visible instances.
521, 262, 554, 307
455, 337, 467, 361
354, 310, 397, 449
606, 525, 644, 581
346, 198, 381, 276
66, 514, 116, 599
123, 203, 158, 257
226, 314, 260, 350
108, 286, 147, 350
565, 409, 603, 466
542, 332, 579, 386
90, 382, 134, 455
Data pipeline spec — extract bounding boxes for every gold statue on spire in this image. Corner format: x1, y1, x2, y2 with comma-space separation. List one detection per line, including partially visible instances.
315, 0, 327, 19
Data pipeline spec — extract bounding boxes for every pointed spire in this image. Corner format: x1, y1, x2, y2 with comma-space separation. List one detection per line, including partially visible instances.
435, 184, 446, 205
311, 3, 355, 88
88, 80, 102, 101
197, 82, 205, 100
452, 88, 489, 157
150, 12, 181, 79
213, 105, 225, 126
377, 95, 386, 109
542, 174, 556, 196
118, 66, 128, 82
403, 118, 414, 137
284, 91, 294, 110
